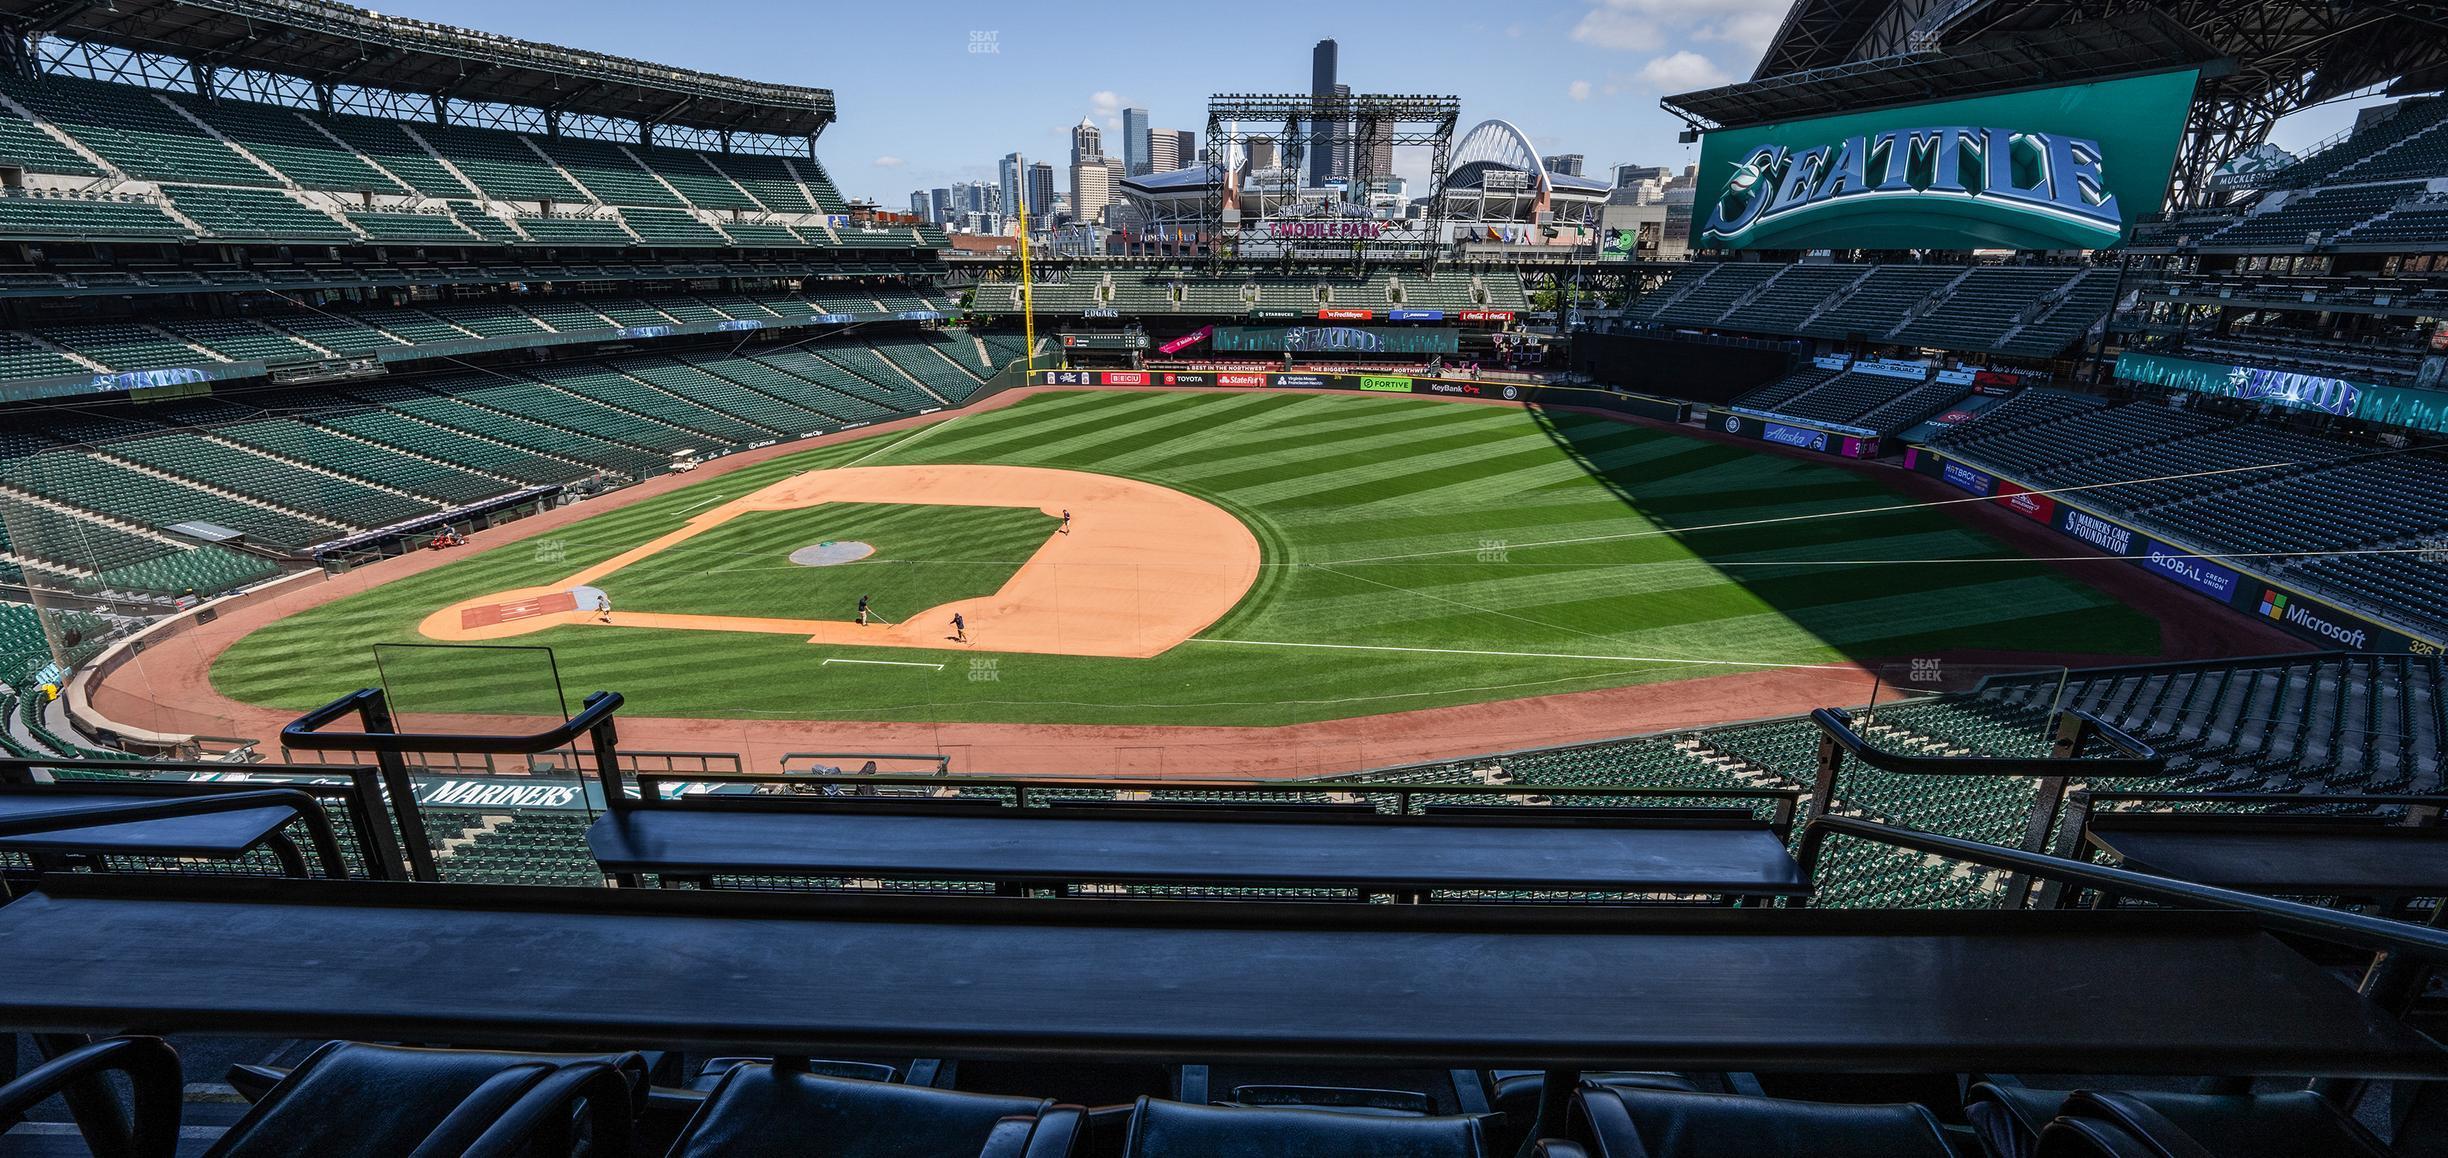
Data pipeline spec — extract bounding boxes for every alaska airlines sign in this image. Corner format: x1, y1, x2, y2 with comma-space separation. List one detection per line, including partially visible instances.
1692, 70, 2196, 252
1703, 128, 2123, 250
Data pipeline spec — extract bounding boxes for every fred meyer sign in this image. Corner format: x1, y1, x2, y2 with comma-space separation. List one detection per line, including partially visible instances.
1696, 70, 2196, 251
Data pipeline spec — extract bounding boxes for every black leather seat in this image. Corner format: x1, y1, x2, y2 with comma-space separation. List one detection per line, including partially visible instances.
0, 1037, 184, 1157
665, 1059, 1078, 1157
1489, 1072, 1703, 1156
206, 1041, 640, 1157
1120, 1095, 1489, 1157
1221, 1084, 1437, 1116
687, 1057, 900, 1093
1966, 1083, 2390, 1158
1558, 1084, 1956, 1158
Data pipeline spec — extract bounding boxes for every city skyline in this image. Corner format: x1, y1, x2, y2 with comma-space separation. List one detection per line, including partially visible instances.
344, 0, 2383, 207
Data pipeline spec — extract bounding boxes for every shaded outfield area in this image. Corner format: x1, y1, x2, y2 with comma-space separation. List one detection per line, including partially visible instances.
1515, 392, 2308, 691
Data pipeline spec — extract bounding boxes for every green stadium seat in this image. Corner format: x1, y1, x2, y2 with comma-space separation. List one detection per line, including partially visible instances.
0, 73, 271, 185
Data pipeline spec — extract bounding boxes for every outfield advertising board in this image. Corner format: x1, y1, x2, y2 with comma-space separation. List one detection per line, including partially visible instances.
1718, 409, 1879, 459
2114, 350, 2448, 434
1996, 480, 2056, 524
1761, 421, 1830, 453
2254, 586, 2383, 650
1212, 326, 1459, 356
2141, 541, 2243, 602
1911, 449, 2439, 654
1940, 461, 1995, 496
1695, 70, 2198, 250
1033, 369, 1691, 422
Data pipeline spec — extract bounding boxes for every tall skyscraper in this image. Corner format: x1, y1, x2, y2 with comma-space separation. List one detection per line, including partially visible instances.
1362, 118, 1393, 185
997, 153, 1023, 226
1071, 116, 1109, 224
908, 191, 932, 222
1171, 129, 1197, 170
1146, 128, 1180, 174
1070, 117, 1102, 165
1122, 107, 1151, 176
1071, 146, 1114, 225
930, 187, 952, 224
1330, 82, 1353, 182
1024, 161, 1056, 226
1308, 39, 1337, 186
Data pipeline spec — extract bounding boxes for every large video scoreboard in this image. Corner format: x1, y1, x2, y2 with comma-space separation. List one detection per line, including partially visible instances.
1695, 70, 2199, 251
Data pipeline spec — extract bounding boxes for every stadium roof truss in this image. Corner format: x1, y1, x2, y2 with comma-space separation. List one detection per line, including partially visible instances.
1201, 92, 1460, 266
0, 0, 835, 139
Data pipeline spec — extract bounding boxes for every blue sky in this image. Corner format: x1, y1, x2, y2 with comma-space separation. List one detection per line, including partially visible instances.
373, 0, 2382, 205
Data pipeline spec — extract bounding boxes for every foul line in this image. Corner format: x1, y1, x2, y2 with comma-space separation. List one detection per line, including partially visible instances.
842, 410, 966, 467
821, 658, 946, 671
1187, 637, 1858, 671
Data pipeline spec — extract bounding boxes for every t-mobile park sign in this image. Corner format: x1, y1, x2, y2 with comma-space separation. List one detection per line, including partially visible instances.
1267, 220, 1386, 240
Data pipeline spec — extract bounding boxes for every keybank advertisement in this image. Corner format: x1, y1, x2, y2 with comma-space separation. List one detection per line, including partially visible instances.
1695, 69, 2197, 251
2115, 350, 2448, 435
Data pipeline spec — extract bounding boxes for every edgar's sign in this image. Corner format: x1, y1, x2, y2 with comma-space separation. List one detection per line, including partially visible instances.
1704, 127, 2122, 251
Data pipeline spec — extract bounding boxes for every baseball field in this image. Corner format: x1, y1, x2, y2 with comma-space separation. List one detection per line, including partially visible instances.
208, 389, 2164, 727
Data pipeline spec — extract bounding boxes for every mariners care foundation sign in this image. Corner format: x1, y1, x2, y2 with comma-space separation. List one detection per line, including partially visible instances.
1695, 70, 2198, 251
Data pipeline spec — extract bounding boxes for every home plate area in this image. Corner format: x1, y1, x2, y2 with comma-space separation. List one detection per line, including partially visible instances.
458, 590, 577, 630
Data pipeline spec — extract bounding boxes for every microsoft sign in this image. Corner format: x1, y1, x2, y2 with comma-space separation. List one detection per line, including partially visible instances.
1696, 70, 2197, 251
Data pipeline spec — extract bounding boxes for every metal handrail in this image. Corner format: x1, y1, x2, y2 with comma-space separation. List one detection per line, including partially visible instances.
280, 687, 626, 875
623, 771, 1806, 837
0, 787, 349, 879
0, 757, 407, 880
1795, 814, 2448, 962
282, 688, 625, 756
1811, 706, 2164, 777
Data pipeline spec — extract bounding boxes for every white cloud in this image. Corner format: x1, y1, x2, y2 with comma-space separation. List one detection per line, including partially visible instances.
1635, 50, 1731, 93
1571, 0, 1786, 59
1570, 8, 1660, 52
1568, 79, 1594, 102
872, 155, 905, 168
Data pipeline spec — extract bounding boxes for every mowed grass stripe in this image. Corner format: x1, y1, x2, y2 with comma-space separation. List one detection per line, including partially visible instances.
1223, 422, 1576, 508
1276, 422, 1665, 512
1162, 402, 1525, 487
1025, 391, 1296, 472
897, 390, 1180, 462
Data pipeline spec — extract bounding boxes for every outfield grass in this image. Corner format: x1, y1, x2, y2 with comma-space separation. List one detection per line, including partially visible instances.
212, 390, 2164, 726
603, 502, 1057, 621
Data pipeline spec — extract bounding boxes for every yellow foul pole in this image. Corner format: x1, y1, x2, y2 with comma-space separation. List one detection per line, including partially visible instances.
1015, 153, 1038, 373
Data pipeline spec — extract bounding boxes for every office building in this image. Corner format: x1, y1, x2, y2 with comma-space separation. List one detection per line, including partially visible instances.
998, 153, 1023, 227
1122, 107, 1150, 176
1025, 161, 1056, 225
1309, 39, 1338, 186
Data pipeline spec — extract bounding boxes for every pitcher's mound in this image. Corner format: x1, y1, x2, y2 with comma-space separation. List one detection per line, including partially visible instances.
790, 540, 876, 567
